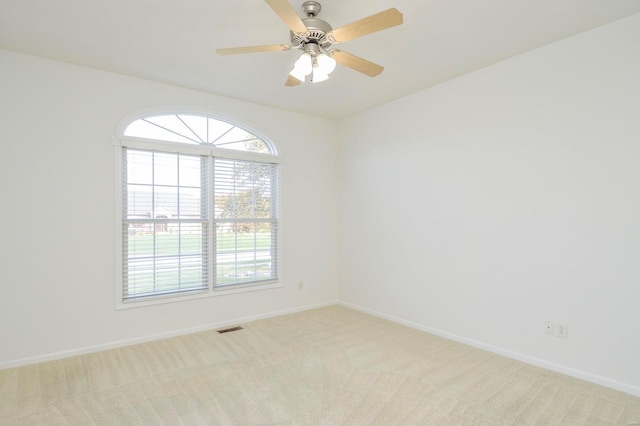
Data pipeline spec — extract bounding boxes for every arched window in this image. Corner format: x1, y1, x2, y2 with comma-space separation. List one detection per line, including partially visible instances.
117, 113, 279, 306
124, 114, 274, 153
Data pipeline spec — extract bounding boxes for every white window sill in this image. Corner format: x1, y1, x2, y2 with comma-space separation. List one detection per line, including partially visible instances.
115, 280, 282, 310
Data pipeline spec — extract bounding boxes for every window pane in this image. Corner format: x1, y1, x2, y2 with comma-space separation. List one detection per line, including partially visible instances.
124, 223, 208, 298
214, 159, 276, 220
207, 118, 234, 144
126, 225, 154, 257
154, 152, 178, 186
145, 115, 199, 144
244, 138, 270, 153
178, 187, 202, 219
215, 127, 254, 145
153, 187, 177, 219
180, 224, 204, 255
176, 115, 206, 143
127, 150, 153, 184
215, 224, 275, 286
179, 155, 202, 187
127, 184, 153, 219
125, 118, 197, 144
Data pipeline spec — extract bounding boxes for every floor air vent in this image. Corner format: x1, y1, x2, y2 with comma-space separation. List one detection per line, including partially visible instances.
217, 326, 244, 334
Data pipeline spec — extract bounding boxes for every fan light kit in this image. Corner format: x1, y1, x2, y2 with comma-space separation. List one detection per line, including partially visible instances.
217, 0, 403, 86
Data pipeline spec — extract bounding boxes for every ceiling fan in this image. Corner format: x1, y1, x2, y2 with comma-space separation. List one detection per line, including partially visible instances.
216, 0, 403, 86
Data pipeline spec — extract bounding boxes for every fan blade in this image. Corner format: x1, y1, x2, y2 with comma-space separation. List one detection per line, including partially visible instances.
332, 50, 384, 77
285, 74, 302, 86
265, 0, 308, 34
216, 44, 290, 55
326, 8, 403, 44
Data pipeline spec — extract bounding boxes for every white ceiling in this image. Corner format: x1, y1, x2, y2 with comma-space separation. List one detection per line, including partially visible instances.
2, 0, 639, 120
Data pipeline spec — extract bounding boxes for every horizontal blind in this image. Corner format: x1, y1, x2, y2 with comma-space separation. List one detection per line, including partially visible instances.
123, 148, 209, 300
213, 158, 278, 287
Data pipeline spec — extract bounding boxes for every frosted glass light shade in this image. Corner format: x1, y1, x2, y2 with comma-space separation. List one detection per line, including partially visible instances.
289, 67, 306, 82
317, 54, 336, 74
312, 65, 329, 83
294, 53, 313, 76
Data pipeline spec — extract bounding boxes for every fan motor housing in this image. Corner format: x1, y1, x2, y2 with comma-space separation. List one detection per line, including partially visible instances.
289, 1, 333, 48
290, 17, 332, 48
303, 17, 332, 34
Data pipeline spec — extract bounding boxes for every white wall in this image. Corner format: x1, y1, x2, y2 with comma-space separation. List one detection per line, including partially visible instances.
0, 50, 339, 366
338, 13, 640, 395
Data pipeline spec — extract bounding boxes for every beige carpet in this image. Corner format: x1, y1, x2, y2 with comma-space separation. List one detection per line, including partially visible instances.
1, 305, 639, 425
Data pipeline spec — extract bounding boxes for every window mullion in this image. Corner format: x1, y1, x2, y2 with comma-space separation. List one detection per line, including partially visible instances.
151, 151, 157, 295
177, 154, 181, 290
208, 154, 215, 291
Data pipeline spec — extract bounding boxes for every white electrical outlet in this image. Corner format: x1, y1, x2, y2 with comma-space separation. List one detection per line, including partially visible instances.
544, 320, 554, 335
555, 323, 568, 338
298, 281, 303, 290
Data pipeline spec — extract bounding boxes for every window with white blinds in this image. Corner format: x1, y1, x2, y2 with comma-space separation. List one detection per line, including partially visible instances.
214, 158, 278, 287
118, 113, 279, 305
123, 149, 209, 299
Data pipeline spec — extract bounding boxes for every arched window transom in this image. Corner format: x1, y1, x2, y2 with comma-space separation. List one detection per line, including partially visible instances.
124, 114, 273, 154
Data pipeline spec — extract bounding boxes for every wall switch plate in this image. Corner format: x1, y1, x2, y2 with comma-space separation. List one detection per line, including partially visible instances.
555, 323, 568, 338
544, 320, 554, 335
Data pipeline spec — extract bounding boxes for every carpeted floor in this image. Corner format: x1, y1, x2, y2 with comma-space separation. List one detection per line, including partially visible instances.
1, 305, 639, 425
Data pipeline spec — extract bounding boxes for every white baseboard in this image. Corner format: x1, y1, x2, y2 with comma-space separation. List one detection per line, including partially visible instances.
0, 300, 338, 370
339, 301, 640, 398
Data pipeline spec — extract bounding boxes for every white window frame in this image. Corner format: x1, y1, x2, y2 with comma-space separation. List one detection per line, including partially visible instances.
114, 113, 282, 309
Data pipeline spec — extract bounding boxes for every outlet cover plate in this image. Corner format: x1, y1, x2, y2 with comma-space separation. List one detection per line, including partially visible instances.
556, 323, 568, 338
544, 320, 554, 335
